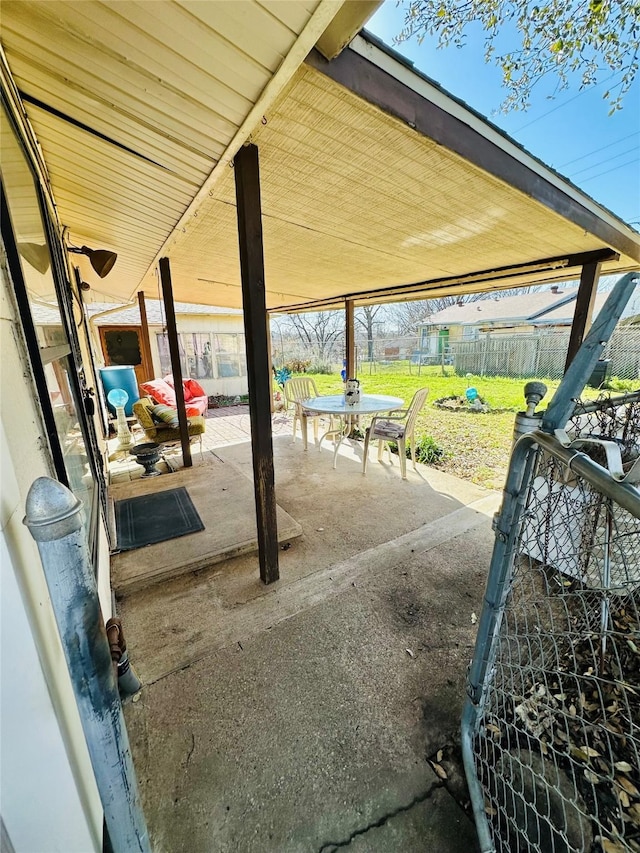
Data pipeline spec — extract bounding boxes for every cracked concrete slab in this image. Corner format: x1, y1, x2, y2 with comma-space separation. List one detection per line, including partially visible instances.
120, 435, 495, 852
336, 785, 476, 852
124, 523, 490, 851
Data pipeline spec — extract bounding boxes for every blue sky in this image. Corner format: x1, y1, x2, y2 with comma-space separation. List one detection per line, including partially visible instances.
367, 2, 640, 229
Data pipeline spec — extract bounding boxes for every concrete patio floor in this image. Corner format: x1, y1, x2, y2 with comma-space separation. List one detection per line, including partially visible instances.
118, 409, 501, 852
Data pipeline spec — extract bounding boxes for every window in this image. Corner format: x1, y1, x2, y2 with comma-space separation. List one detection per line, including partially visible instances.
1, 100, 98, 553
157, 331, 246, 380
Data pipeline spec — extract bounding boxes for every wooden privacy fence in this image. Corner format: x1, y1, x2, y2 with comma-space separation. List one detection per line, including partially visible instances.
450, 327, 640, 380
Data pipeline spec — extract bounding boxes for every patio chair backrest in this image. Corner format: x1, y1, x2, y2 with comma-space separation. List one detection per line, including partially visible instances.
284, 376, 319, 407
404, 387, 429, 434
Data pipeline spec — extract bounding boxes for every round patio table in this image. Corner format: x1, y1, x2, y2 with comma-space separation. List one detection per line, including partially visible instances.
302, 394, 404, 469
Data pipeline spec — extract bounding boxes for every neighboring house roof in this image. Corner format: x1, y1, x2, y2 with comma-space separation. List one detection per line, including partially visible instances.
88, 300, 243, 326
537, 292, 608, 325
422, 288, 619, 328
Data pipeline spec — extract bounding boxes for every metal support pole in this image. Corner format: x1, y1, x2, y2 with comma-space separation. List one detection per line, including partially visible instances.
24, 477, 150, 853
159, 257, 192, 467
234, 143, 279, 585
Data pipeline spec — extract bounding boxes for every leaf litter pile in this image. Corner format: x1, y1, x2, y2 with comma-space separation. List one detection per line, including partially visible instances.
479, 571, 640, 853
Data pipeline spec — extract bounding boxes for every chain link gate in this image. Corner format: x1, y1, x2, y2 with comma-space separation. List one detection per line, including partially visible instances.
462, 273, 640, 853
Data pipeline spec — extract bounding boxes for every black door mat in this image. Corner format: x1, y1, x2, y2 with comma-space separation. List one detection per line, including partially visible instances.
114, 487, 204, 551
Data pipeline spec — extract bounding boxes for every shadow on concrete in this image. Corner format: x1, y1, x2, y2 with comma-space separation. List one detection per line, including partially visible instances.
120, 432, 498, 852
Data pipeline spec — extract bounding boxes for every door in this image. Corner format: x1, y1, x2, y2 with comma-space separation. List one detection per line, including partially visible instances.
99, 326, 152, 386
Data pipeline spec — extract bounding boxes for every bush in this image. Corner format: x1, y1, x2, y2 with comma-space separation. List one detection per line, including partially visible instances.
388, 433, 445, 465
308, 361, 334, 374
412, 433, 446, 464
285, 359, 311, 373
607, 376, 637, 392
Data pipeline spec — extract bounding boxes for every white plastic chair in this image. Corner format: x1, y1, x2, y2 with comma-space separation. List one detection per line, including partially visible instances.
284, 377, 320, 450
362, 387, 429, 479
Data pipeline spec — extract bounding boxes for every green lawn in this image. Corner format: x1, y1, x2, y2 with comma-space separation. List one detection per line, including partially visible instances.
301, 367, 604, 490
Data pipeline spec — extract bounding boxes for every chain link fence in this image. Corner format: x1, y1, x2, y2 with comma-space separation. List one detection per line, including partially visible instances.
464, 392, 640, 853
272, 327, 640, 383
450, 328, 640, 382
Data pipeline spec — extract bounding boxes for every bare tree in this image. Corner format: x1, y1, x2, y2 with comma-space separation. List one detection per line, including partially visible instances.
286, 310, 344, 363
355, 305, 385, 359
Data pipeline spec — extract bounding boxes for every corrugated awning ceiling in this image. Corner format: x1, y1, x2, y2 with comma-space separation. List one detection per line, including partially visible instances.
2, 5, 638, 310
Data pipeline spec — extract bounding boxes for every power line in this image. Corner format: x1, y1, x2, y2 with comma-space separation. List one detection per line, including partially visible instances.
513, 70, 622, 133
558, 130, 640, 169
578, 157, 639, 183
569, 146, 639, 178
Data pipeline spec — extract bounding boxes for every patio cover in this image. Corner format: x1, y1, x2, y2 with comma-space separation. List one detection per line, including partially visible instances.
2, 3, 639, 310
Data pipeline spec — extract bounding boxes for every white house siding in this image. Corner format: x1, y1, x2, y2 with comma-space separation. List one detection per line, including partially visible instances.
90, 308, 249, 398
0, 264, 102, 850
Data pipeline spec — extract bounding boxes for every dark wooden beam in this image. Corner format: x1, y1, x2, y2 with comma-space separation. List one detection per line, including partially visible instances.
137, 291, 153, 382
234, 143, 279, 585
306, 45, 639, 264
564, 260, 602, 370
345, 299, 355, 379
273, 249, 619, 314
158, 258, 192, 468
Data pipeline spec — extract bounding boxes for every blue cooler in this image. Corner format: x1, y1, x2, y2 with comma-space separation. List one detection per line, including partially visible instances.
99, 366, 139, 416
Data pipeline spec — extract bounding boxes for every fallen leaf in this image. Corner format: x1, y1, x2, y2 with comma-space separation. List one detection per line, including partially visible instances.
614, 761, 633, 773
436, 749, 443, 763
429, 761, 448, 780
628, 803, 640, 825
601, 839, 628, 853
617, 776, 640, 798
618, 789, 630, 809
570, 746, 590, 761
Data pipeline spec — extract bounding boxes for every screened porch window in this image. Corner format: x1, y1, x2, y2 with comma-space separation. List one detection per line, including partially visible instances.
157, 331, 247, 380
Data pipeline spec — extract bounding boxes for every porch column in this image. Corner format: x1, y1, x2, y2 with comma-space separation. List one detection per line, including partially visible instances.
137, 291, 153, 383
345, 299, 355, 379
159, 257, 192, 468
234, 143, 279, 585
564, 260, 602, 370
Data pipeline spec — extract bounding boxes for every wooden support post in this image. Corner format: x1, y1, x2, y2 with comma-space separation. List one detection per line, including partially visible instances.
234, 144, 279, 585
137, 291, 153, 382
565, 260, 602, 370
345, 299, 355, 379
158, 258, 192, 468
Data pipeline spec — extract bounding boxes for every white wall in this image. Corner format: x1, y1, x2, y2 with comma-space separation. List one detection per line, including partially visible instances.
0, 263, 102, 851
